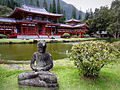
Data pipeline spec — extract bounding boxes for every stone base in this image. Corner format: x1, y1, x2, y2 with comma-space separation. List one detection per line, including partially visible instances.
18, 71, 59, 89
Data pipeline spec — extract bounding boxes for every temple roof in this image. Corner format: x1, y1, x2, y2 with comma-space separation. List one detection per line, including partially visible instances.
60, 23, 88, 28
65, 18, 81, 23
0, 18, 16, 23
8, 5, 63, 19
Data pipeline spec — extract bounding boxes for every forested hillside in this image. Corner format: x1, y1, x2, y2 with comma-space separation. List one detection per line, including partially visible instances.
0, 0, 85, 20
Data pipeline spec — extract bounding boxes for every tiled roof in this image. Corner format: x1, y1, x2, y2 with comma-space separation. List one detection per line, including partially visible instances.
18, 5, 63, 17
65, 18, 81, 23
60, 23, 87, 28
0, 18, 16, 23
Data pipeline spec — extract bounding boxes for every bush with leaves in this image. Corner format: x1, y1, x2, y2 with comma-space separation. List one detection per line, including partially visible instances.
0, 34, 6, 38
112, 41, 120, 52
62, 33, 70, 38
71, 35, 78, 38
69, 41, 119, 77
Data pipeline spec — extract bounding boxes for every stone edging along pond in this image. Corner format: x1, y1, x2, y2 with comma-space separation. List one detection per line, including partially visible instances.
0, 39, 97, 44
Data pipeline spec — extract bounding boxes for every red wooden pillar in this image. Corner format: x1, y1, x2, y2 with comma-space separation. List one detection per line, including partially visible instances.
51, 27, 52, 35
85, 32, 86, 38
27, 24, 28, 35
76, 32, 77, 36
80, 32, 81, 38
61, 32, 62, 37
4, 25, 5, 35
42, 24, 46, 35
37, 24, 39, 34
11, 26, 12, 35
21, 24, 23, 35
55, 26, 56, 35
35, 24, 37, 35
12, 26, 14, 35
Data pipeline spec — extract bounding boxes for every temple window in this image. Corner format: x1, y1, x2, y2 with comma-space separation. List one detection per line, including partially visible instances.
26, 16, 32, 20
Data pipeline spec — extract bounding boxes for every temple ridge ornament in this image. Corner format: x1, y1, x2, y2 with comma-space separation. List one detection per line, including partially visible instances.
18, 40, 59, 89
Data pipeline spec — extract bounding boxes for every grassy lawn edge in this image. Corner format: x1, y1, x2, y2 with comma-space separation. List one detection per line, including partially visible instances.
0, 60, 120, 90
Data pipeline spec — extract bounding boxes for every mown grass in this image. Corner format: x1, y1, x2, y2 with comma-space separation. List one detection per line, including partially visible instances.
0, 61, 120, 90
96, 38, 120, 43
0, 38, 96, 42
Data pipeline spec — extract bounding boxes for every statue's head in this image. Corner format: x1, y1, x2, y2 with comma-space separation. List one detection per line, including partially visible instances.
37, 40, 46, 53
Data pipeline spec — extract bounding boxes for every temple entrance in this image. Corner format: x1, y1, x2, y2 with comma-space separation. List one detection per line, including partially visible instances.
38, 24, 42, 34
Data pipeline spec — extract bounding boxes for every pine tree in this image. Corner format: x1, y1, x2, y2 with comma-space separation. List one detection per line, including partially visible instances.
36, 0, 40, 7
63, 10, 66, 21
0, 0, 20, 9
60, 9, 66, 23
52, 0, 56, 13
49, 3, 52, 13
84, 10, 90, 20
43, 0, 48, 11
29, 0, 34, 6
57, 0, 61, 14
78, 11, 82, 20
71, 6, 76, 19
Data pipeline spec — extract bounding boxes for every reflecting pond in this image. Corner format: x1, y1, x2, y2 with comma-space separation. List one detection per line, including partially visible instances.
0, 43, 76, 62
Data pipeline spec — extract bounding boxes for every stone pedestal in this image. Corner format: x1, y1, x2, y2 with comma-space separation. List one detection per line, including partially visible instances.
18, 71, 59, 89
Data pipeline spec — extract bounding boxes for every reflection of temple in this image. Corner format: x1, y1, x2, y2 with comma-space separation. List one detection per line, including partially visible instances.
0, 5, 88, 39
58, 19, 88, 38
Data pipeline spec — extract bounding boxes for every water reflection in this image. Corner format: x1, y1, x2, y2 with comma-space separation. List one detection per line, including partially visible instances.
0, 43, 73, 61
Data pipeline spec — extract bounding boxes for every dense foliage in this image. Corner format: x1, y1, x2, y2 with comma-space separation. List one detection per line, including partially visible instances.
0, 0, 20, 10
86, 0, 120, 39
112, 42, 120, 52
0, 5, 13, 17
62, 33, 70, 38
0, 34, 7, 38
69, 41, 119, 77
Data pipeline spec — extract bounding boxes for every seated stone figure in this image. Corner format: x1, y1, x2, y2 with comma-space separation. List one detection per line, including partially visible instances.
18, 41, 58, 89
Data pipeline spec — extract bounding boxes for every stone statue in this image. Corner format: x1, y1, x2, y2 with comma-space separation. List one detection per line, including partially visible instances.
18, 41, 59, 89
31, 40, 53, 71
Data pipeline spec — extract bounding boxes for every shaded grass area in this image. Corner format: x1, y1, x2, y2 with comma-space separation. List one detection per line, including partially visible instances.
0, 61, 120, 90
96, 38, 120, 43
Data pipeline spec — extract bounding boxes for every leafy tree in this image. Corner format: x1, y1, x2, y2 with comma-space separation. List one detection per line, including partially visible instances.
0, 5, 13, 17
71, 6, 76, 19
87, 7, 110, 37
52, 0, 56, 13
43, 0, 48, 11
107, 0, 120, 39
69, 41, 120, 77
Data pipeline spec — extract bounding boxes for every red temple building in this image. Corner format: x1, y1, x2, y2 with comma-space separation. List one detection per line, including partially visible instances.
0, 5, 88, 39
58, 18, 88, 38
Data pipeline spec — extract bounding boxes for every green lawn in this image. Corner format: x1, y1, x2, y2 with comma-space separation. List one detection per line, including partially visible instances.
0, 60, 120, 90
0, 38, 96, 42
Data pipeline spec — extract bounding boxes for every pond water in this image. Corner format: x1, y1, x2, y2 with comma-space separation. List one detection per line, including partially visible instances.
0, 43, 76, 62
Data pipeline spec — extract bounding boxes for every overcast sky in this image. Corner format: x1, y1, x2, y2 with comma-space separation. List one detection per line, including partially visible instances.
63, 0, 114, 12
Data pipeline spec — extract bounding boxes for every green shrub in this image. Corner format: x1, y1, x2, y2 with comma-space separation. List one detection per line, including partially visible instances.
69, 41, 119, 77
0, 34, 6, 38
62, 33, 70, 38
71, 35, 78, 38
112, 41, 120, 52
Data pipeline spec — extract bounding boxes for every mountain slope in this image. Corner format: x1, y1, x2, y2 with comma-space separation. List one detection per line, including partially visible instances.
16, 0, 85, 19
